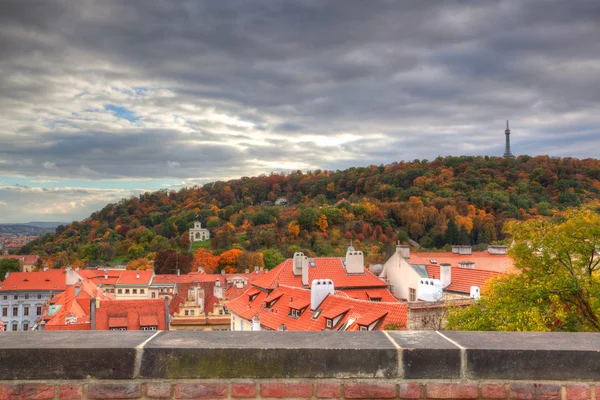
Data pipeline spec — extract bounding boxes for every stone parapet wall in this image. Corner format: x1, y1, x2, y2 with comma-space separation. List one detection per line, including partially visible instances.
0, 330, 599, 399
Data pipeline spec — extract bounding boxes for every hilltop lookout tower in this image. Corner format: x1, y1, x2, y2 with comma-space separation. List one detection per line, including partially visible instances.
503, 120, 515, 158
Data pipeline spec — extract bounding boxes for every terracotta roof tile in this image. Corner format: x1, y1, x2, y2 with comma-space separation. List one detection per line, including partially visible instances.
426, 264, 500, 294
108, 317, 128, 328
139, 315, 159, 327
355, 310, 388, 326
409, 251, 515, 273
0, 270, 66, 292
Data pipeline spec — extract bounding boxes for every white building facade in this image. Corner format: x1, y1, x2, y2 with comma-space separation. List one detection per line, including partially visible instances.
189, 221, 210, 242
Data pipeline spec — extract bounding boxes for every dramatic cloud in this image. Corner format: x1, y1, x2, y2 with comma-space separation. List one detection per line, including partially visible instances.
1, 0, 600, 221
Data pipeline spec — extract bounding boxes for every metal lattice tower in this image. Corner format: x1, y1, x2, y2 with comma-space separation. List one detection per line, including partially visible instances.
503, 120, 515, 158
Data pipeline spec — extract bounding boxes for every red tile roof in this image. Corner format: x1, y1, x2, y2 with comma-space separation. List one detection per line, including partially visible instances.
108, 317, 128, 328
224, 285, 246, 301
355, 310, 388, 326
139, 315, 159, 327
409, 251, 515, 273
152, 273, 224, 285
338, 289, 398, 302
426, 265, 500, 294
175, 281, 221, 315
251, 258, 388, 290
0, 270, 66, 292
227, 285, 407, 331
95, 299, 167, 330
78, 269, 154, 286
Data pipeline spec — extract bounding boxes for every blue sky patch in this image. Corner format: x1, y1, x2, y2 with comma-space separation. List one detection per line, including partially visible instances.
104, 104, 140, 122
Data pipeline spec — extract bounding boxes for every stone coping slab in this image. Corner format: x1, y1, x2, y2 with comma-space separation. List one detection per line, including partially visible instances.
0, 331, 598, 381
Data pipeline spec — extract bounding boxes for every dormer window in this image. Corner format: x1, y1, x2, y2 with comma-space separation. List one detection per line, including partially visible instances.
326, 318, 333, 328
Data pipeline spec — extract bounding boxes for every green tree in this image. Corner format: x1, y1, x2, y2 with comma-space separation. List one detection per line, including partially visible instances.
448, 204, 600, 332
444, 218, 460, 245
0, 259, 21, 278
261, 248, 285, 269
297, 207, 320, 230
127, 244, 145, 260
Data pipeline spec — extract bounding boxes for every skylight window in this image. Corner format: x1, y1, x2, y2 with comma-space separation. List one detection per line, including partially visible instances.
311, 309, 322, 320
339, 317, 356, 331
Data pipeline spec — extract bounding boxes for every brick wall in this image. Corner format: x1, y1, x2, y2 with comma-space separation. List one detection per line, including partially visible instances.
0, 330, 598, 399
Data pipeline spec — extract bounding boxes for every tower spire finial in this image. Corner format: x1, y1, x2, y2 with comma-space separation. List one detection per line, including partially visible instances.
506, 120, 509, 129
503, 120, 514, 158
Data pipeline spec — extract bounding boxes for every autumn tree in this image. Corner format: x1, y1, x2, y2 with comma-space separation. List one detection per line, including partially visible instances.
154, 249, 192, 274
287, 221, 300, 238
218, 249, 243, 271
317, 214, 328, 232
448, 204, 600, 332
126, 258, 153, 271
192, 248, 219, 274
237, 251, 265, 273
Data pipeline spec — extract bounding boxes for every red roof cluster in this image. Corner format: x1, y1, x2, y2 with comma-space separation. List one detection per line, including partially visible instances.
227, 285, 407, 331
0, 270, 66, 292
409, 251, 515, 274
78, 269, 154, 286
171, 280, 221, 316
0, 255, 40, 266
95, 299, 167, 330
251, 258, 389, 291
426, 264, 501, 294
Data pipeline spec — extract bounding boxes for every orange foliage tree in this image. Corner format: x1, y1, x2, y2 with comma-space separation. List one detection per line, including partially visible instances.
192, 248, 220, 274
126, 258, 154, 270
218, 249, 243, 271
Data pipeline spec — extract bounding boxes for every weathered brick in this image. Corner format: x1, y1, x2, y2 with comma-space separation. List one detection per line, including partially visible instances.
480, 383, 506, 399
399, 382, 423, 399
146, 382, 172, 399
426, 382, 478, 399
0, 384, 54, 400
261, 382, 313, 398
88, 383, 141, 399
566, 385, 591, 400
175, 383, 227, 399
509, 383, 560, 400
316, 382, 342, 398
345, 382, 396, 399
59, 384, 83, 400
232, 383, 257, 398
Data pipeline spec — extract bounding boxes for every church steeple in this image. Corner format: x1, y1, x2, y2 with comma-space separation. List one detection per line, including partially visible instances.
503, 120, 515, 158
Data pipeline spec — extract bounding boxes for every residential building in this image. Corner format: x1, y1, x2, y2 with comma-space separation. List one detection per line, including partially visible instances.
227, 282, 407, 331
169, 280, 229, 330
78, 269, 155, 300
380, 245, 505, 302
0, 269, 73, 331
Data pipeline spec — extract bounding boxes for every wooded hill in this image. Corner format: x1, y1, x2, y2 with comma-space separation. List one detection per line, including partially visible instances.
18, 155, 600, 272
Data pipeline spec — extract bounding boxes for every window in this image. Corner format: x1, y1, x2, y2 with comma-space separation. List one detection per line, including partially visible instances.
132, 289, 137, 294
360, 326, 368, 331
110, 327, 127, 331
23, 323, 29, 331
12, 323, 17, 331
141, 326, 157, 331
409, 288, 416, 302
13, 295, 18, 300
151, 292, 156, 298
118, 289, 123, 294
140, 289, 145, 294
219, 309, 223, 315
37, 307, 42, 316
13, 307, 18, 317
125, 289, 130, 294
23, 307, 29, 316
24, 294, 29, 300
326, 319, 333, 328
190, 310, 195, 316
37, 294, 42, 299
185, 310, 189, 316
2, 308, 7, 317
2, 296, 6, 300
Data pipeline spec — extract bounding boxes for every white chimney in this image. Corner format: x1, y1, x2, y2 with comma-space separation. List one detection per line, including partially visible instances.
311, 279, 334, 310
452, 245, 472, 255
470, 286, 481, 299
4, 272, 9, 279
396, 245, 410, 259
488, 245, 508, 255
214, 279, 223, 299
440, 263, 451, 288
136, 271, 140, 279
345, 249, 364, 274
245, 269, 249, 274
293, 252, 307, 276
254, 266, 259, 273
221, 269, 226, 276
177, 269, 180, 277
252, 315, 261, 331
458, 261, 475, 269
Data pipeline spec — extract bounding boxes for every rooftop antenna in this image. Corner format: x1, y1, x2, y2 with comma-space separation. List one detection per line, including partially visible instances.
503, 120, 515, 158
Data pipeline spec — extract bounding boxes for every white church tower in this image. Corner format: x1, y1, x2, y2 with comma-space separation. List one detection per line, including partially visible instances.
189, 221, 210, 242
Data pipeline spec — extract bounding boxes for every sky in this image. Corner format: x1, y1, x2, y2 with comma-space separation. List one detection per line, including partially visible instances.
1, 0, 600, 223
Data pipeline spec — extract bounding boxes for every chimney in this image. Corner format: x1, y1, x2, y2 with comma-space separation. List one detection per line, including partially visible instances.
458, 261, 474, 269
214, 279, 223, 299
177, 269, 180, 277
488, 245, 508, 255
75, 267, 80, 271
136, 271, 140, 279
254, 266, 259, 273
311, 279, 334, 310
245, 269, 249, 274
345, 249, 364, 274
90, 297, 96, 330
452, 245, 472, 255
165, 297, 170, 331
252, 315, 261, 331
4, 272, 9, 279
293, 252, 308, 277
440, 263, 451, 288
278, 324, 287, 331
396, 245, 410, 259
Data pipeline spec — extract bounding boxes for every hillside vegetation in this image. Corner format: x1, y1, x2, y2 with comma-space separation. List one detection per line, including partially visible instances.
19, 155, 600, 272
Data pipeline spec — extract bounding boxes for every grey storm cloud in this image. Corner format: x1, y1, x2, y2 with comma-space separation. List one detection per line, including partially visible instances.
1, 0, 600, 188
